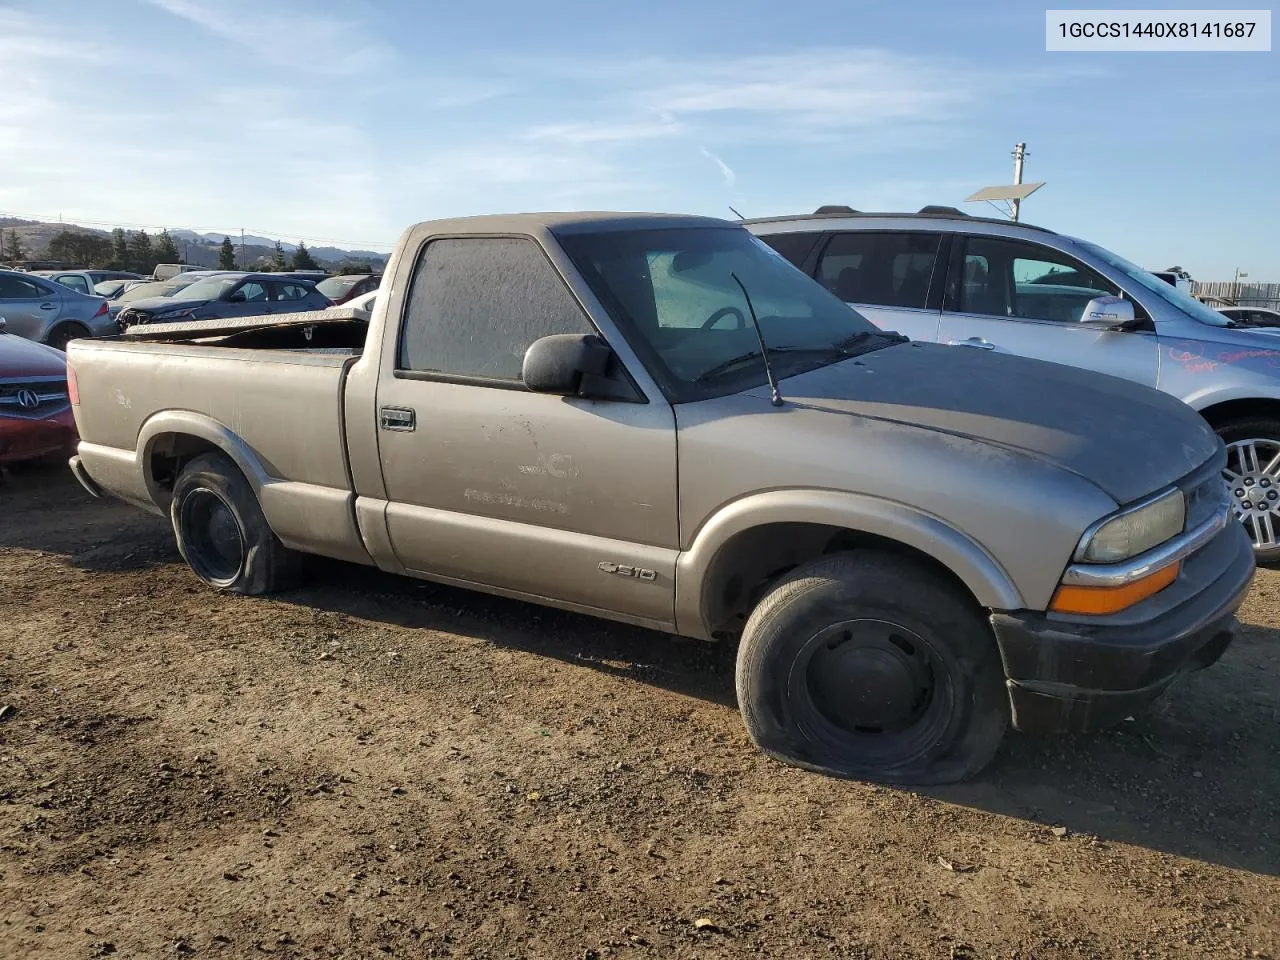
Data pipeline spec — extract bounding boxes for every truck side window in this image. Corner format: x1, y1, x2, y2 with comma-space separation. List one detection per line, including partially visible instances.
399, 237, 593, 381
816, 232, 941, 309
958, 237, 1118, 323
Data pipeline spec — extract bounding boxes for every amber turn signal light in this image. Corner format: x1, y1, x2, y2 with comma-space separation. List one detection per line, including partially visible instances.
1049, 561, 1180, 616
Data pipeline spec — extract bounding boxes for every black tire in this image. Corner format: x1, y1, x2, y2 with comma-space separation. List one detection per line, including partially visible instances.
1215, 416, 1280, 563
170, 451, 301, 594
735, 551, 1008, 785
45, 323, 90, 352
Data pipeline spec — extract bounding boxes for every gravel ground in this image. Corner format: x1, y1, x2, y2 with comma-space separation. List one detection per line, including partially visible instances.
1, 463, 1278, 959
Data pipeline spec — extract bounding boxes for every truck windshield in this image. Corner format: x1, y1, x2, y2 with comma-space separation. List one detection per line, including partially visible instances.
559, 227, 894, 401
1074, 240, 1231, 327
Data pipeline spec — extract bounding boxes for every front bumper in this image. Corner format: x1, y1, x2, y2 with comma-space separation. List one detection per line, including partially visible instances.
0, 409, 78, 465
991, 520, 1254, 733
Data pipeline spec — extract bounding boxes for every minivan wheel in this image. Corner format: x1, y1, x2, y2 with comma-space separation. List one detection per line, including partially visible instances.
170, 451, 301, 594
1218, 418, 1280, 563
45, 323, 90, 352
736, 551, 1008, 785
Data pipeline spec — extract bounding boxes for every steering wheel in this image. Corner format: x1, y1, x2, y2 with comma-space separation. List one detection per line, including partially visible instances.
701, 306, 746, 330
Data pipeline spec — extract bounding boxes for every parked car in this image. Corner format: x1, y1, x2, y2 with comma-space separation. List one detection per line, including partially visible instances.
32, 269, 143, 296
0, 269, 113, 349
316, 273, 380, 305
94, 278, 149, 300
115, 272, 329, 327
67, 211, 1251, 785
152, 263, 207, 281
0, 317, 77, 465
105, 272, 231, 323
748, 206, 1280, 559
1217, 306, 1280, 328
345, 289, 377, 320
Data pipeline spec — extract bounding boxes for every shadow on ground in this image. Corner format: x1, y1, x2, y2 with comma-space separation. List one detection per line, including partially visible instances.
6, 461, 1278, 876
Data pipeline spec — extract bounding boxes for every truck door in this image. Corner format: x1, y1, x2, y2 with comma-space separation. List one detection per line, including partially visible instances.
370, 235, 680, 629
936, 235, 1159, 386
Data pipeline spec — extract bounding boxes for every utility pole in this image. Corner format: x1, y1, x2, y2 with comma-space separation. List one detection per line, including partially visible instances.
239, 228, 245, 270
1233, 267, 1249, 305
1010, 142, 1028, 222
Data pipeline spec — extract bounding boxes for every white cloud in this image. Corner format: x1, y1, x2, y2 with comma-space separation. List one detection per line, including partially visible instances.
147, 0, 393, 75
699, 146, 736, 188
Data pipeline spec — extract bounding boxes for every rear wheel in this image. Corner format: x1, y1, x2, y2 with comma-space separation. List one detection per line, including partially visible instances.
736, 551, 1008, 785
1218, 417, 1280, 563
45, 323, 90, 352
170, 451, 301, 594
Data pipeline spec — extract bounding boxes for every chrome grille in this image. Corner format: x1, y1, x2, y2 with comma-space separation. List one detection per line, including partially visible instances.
0, 376, 69, 418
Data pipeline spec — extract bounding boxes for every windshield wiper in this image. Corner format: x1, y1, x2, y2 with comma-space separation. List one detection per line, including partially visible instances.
833, 330, 909, 355
695, 346, 799, 383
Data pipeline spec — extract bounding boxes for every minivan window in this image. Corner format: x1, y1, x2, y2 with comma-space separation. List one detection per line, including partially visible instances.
1074, 239, 1232, 327
817, 232, 941, 309
758, 231, 823, 270
957, 237, 1117, 323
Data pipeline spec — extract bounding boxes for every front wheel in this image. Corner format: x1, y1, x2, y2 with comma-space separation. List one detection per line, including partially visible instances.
1218, 418, 1280, 563
735, 551, 1008, 785
171, 451, 301, 594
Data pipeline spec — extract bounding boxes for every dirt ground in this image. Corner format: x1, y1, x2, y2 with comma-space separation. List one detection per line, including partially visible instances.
1, 464, 1277, 960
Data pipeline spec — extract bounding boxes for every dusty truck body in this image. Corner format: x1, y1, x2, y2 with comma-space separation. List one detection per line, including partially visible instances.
66, 213, 1254, 784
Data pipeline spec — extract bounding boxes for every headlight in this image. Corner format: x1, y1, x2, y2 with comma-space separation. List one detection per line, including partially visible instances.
1078, 488, 1185, 563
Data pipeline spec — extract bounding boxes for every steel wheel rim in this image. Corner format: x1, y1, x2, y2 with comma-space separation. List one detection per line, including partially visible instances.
180, 489, 245, 585
787, 618, 955, 766
1223, 438, 1280, 550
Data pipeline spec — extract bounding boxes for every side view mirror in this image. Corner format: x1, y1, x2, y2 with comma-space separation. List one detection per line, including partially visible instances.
227, 291, 247, 303
523, 334, 613, 395
1080, 295, 1135, 328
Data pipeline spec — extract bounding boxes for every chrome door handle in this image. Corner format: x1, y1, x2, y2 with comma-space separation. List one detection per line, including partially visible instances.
946, 337, 996, 350
40, 302, 57, 310
379, 406, 416, 432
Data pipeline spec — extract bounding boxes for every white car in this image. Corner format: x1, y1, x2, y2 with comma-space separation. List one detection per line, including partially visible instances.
1216, 306, 1280, 328
345, 289, 377, 321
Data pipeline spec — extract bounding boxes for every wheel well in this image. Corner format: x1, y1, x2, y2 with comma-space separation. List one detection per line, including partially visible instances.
46, 321, 90, 342
1198, 398, 1280, 431
148, 433, 221, 501
700, 522, 984, 639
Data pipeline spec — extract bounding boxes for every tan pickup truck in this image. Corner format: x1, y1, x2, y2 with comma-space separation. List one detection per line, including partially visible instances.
66, 213, 1253, 784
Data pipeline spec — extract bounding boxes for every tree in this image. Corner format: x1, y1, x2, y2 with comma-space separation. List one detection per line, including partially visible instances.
1164, 265, 1194, 282
2, 230, 26, 263
111, 228, 129, 270
290, 241, 319, 271
47, 229, 113, 267
218, 236, 237, 270
154, 229, 180, 264
268, 240, 288, 272
338, 260, 375, 274
127, 230, 154, 275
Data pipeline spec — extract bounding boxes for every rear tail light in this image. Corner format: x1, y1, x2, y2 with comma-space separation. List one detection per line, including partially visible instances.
94, 301, 109, 318
67, 361, 79, 406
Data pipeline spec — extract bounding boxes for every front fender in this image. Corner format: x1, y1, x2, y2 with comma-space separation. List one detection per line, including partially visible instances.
673, 488, 1023, 639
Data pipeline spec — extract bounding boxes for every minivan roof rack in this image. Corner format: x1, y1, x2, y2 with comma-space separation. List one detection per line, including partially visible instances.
743, 207, 1056, 234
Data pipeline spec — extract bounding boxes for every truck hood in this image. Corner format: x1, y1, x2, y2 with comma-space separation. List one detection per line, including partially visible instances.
755, 341, 1219, 504
0, 332, 67, 377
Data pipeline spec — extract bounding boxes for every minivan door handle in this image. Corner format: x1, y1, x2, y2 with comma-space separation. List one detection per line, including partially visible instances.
379, 406, 416, 432
40, 302, 57, 310
946, 337, 996, 350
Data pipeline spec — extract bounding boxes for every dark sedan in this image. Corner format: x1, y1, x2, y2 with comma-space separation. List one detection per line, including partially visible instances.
115, 273, 331, 328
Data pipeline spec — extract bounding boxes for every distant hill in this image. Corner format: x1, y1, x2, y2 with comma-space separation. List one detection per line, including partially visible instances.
0, 217, 388, 272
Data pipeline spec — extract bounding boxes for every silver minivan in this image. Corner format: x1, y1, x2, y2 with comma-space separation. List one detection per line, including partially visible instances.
749, 207, 1280, 559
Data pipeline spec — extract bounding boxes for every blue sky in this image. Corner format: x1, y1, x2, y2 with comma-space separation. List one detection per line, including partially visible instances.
0, 0, 1275, 277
